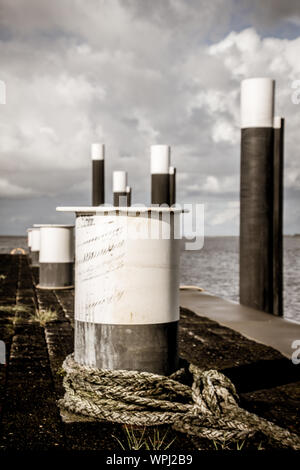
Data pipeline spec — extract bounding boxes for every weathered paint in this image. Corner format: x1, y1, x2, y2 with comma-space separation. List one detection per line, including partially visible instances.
74, 321, 178, 374
75, 213, 180, 325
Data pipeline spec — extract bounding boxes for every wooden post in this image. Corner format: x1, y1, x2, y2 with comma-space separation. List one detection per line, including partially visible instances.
240, 78, 275, 313
273, 117, 284, 316
151, 145, 170, 205
91, 143, 105, 206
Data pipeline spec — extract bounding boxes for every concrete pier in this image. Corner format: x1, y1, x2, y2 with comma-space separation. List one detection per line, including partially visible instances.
0, 254, 299, 450
180, 288, 300, 360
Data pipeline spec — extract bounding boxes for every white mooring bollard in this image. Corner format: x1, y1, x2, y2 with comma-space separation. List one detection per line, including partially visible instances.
113, 171, 128, 206
37, 224, 75, 289
57, 205, 182, 375
30, 227, 40, 267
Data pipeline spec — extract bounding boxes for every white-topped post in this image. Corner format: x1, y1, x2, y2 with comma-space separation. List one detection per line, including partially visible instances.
57, 206, 182, 375
91, 143, 105, 206
151, 145, 171, 205
169, 166, 176, 206
37, 225, 75, 289
113, 171, 128, 206
30, 227, 40, 267
240, 77, 276, 314
126, 185, 132, 207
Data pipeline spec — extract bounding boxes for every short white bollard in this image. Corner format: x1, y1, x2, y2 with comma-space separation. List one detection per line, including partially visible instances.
37, 224, 74, 289
30, 227, 40, 267
113, 171, 128, 206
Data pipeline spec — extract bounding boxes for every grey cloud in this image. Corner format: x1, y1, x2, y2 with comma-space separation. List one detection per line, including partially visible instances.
0, 0, 300, 235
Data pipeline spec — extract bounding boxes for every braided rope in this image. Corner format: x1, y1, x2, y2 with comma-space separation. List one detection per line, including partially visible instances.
59, 354, 300, 450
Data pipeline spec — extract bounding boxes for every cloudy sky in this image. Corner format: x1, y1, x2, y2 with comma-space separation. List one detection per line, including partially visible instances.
1, 0, 300, 235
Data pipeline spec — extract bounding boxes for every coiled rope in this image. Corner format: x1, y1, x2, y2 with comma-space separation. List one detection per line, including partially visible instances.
59, 354, 300, 450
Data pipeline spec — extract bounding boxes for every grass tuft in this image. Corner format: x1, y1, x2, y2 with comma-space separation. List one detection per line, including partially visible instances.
113, 425, 176, 451
31, 308, 58, 326
0, 305, 32, 314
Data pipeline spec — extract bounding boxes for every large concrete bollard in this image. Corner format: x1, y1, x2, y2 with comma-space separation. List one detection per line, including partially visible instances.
57, 206, 181, 375
92, 143, 105, 206
151, 145, 170, 205
30, 227, 40, 267
37, 225, 75, 289
240, 77, 275, 313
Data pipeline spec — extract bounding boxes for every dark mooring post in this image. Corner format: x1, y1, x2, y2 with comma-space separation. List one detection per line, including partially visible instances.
126, 186, 132, 207
273, 116, 284, 316
169, 166, 176, 206
151, 145, 170, 205
91, 143, 105, 205
113, 171, 128, 206
240, 77, 275, 313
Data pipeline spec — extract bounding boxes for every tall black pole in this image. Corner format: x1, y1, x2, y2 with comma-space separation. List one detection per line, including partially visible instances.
91, 143, 105, 206
169, 166, 176, 206
113, 171, 128, 206
126, 186, 132, 207
240, 78, 275, 314
273, 116, 284, 316
151, 145, 170, 205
